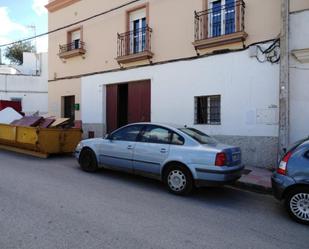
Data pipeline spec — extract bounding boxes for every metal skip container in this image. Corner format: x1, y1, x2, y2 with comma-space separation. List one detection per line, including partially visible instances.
0, 124, 82, 158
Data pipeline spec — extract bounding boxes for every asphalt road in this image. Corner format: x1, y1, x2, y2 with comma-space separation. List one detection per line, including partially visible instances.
0, 150, 308, 249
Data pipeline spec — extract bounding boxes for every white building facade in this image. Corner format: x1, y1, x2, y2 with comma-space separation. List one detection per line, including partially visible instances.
289, 9, 309, 142
46, 0, 309, 169
0, 53, 48, 114
81, 46, 280, 168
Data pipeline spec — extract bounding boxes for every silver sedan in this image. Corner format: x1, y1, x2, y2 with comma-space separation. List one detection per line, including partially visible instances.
75, 123, 244, 195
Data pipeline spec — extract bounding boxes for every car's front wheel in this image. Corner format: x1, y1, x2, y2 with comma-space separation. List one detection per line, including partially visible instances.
164, 165, 194, 196
79, 148, 98, 173
286, 187, 309, 225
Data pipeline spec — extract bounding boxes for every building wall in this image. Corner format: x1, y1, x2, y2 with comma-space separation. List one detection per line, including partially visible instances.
48, 77, 81, 119
290, 0, 309, 12
47, 0, 281, 80
0, 53, 48, 114
81, 48, 279, 168
14, 52, 42, 75
289, 9, 309, 142
0, 75, 48, 114
0, 66, 19, 74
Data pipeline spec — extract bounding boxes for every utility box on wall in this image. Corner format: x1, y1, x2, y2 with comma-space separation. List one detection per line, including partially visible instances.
74, 103, 80, 111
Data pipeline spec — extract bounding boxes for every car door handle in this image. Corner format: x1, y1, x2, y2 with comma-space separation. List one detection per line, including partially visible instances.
160, 148, 167, 153
127, 145, 134, 150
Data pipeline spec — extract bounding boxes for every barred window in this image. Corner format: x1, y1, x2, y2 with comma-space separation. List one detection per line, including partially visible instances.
195, 95, 221, 125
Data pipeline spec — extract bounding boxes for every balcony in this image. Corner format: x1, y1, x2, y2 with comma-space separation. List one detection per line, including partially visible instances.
193, 0, 247, 50
59, 40, 86, 59
116, 26, 153, 64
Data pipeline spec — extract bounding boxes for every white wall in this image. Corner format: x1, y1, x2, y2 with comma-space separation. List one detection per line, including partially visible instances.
0, 53, 48, 114
81, 48, 279, 138
0, 66, 19, 74
14, 53, 41, 75
289, 10, 309, 142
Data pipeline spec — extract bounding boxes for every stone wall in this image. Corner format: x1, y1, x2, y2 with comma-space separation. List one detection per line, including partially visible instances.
214, 135, 279, 169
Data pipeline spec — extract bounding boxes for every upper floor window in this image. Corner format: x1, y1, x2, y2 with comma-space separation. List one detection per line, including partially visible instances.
193, 0, 247, 50
129, 8, 147, 54
116, 4, 153, 64
209, 0, 236, 37
69, 29, 82, 50
59, 26, 86, 59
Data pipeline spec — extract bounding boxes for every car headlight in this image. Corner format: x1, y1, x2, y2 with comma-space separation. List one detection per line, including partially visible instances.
76, 142, 83, 151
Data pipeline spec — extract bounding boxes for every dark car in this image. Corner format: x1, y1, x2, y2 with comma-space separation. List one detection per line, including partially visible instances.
272, 137, 309, 224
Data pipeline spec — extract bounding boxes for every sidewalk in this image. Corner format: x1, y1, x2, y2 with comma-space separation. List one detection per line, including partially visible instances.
232, 166, 274, 194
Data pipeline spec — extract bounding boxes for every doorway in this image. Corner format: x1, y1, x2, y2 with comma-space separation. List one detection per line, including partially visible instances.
63, 95, 75, 120
118, 84, 128, 128
106, 80, 150, 133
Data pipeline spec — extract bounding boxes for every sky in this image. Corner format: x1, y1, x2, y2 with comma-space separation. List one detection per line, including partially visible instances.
0, 0, 48, 62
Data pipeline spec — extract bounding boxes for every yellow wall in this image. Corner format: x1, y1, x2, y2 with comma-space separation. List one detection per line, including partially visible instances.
48, 78, 81, 119
47, 0, 288, 118
48, 0, 282, 80
290, 0, 309, 12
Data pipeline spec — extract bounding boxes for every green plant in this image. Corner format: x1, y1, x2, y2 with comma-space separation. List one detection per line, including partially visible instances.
4, 41, 35, 65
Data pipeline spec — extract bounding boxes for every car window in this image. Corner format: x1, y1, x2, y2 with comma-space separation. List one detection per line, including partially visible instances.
286, 137, 309, 153
140, 126, 171, 144
171, 132, 184, 145
110, 125, 143, 142
179, 127, 218, 144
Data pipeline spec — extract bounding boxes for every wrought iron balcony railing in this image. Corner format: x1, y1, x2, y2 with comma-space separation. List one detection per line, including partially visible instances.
194, 0, 245, 42
117, 26, 152, 59
59, 40, 85, 54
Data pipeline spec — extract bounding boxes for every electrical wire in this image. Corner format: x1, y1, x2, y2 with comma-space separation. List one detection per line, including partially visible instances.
255, 39, 280, 64
0, 0, 142, 48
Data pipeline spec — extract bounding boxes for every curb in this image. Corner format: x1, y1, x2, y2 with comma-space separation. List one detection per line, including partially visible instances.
231, 181, 273, 195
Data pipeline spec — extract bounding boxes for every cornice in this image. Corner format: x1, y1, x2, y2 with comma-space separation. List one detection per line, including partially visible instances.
45, 0, 81, 13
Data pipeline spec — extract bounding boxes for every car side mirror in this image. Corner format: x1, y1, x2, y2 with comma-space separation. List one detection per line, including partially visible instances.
105, 134, 115, 141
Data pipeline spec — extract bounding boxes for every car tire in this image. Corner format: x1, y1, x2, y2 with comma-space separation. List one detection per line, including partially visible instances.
164, 165, 194, 196
79, 148, 98, 173
285, 187, 309, 225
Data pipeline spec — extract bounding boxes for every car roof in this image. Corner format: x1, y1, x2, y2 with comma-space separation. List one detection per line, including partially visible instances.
127, 122, 186, 130
300, 138, 309, 147
287, 137, 309, 152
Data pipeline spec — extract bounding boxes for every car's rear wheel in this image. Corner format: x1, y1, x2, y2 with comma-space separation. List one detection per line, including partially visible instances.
285, 187, 309, 225
79, 148, 98, 173
164, 165, 193, 196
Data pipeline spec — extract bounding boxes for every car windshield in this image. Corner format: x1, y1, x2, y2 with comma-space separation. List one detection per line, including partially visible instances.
179, 128, 218, 144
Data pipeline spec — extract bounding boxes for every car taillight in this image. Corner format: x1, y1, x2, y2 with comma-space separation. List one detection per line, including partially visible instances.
215, 152, 226, 166
277, 151, 292, 175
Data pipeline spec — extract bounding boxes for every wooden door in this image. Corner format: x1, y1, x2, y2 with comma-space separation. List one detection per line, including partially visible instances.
106, 85, 118, 133
128, 80, 151, 124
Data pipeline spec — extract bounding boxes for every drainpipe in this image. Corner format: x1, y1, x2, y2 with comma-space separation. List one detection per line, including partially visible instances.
279, 0, 290, 156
